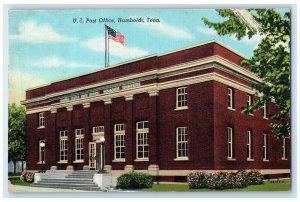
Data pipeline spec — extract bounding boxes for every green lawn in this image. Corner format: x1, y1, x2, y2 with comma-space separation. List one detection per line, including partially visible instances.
144, 179, 290, 192
9, 176, 32, 187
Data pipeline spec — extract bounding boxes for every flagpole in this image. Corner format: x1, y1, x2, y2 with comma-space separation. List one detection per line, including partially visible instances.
104, 25, 107, 68
107, 29, 110, 67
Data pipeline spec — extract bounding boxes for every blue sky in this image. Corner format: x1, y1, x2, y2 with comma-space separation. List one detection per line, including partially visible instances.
9, 9, 269, 104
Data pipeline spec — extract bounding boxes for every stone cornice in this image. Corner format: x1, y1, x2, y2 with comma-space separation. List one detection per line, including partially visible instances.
25, 72, 257, 114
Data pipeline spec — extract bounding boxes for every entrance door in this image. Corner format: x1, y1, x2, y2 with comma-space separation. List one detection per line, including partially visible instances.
89, 142, 96, 170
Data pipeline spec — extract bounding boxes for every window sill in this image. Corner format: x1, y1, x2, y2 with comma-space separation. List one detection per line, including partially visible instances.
227, 107, 236, 111
112, 159, 125, 162
246, 158, 254, 161
134, 159, 149, 162
174, 157, 189, 161
263, 159, 269, 162
57, 161, 68, 164
227, 158, 236, 161
73, 160, 84, 163
37, 162, 45, 164
281, 158, 288, 161
247, 113, 254, 116
263, 117, 269, 120
174, 106, 188, 111
37, 126, 45, 129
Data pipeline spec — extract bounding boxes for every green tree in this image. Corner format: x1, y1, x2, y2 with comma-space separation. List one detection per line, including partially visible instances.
8, 103, 26, 174
202, 9, 290, 139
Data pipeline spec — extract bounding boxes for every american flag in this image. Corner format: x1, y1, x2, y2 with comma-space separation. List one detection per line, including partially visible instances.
106, 25, 124, 45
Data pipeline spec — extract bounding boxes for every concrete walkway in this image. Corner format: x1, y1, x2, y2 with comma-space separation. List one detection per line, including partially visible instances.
8, 182, 89, 192
8, 181, 136, 193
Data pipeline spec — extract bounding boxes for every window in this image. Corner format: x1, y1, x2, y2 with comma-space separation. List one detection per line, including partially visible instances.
93, 126, 104, 134
263, 103, 268, 119
59, 130, 68, 162
176, 127, 188, 159
176, 87, 188, 109
263, 133, 268, 161
247, 95, 253, 115
227, 127, 234, 159
282, 138, 288, 160
39, 140, 45, 163
75, 129, 84, 161
114, 124, 125, 160
247, 130, 253, 160
38, 112, 45, 128
227, 88, 234, 109
136, 121, 149, 160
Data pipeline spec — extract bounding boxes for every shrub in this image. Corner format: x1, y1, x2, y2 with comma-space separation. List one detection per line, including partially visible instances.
187, 170, 263, 190
117, 172, 153, 189
247, 170, 264, 185
187, 172, 207, 188
232, 170, 248, 188
20, 171, 34, 183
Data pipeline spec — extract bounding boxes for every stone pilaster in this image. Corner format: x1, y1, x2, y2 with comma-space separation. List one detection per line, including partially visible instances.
104, 99, 112, 168
67, 106, 73, 165
148, 90, 159, 165
125, 95, 134, 170
83, 103, 90, 168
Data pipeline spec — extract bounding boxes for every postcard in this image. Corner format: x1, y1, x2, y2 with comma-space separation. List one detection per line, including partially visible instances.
8, 8, 291, 193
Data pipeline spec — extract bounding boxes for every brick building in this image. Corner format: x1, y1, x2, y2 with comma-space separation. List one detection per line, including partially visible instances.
21, 40, 290, 181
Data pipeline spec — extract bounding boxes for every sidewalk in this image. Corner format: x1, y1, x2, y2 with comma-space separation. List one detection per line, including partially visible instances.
8, 181, 88, 192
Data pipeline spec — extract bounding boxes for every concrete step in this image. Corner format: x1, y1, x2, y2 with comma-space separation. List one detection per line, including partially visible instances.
32, 170, 100, 191
40, 178, 94, 182
66, 175, 95, 178
38, 180, 95, 185
34, 182, 97, 187
31, 183, 100, 191
67, 173, 96, 176
70, 171, 97, 174
66, 175, 95, 177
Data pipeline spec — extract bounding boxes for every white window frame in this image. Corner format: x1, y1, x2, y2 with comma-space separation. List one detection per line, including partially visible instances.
247, 95, 253, 115
281, 137, 288, 160
227, 127, 234, 160
227, 87, 235, 110
263, 133, 269, 161
176, 87, 188, 110
263, 102, 268, 119
136, 121, 149, 160
38, 140, 45, 164
93, 126, 104, 134
59, 130, 68, 163
175, 127, 188, 160
38, 112, 45, 128
114, 124, 125, 161
247, 130, 253, 160
74, 128, 84, 162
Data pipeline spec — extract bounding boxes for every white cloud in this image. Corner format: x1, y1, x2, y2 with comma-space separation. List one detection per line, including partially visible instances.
9, 70, 48, 105
197, 27, 217, 36
132, 16, 194, 40
81, 37, 149, 59
10, 20, 73, 43
32, 56, 97, 68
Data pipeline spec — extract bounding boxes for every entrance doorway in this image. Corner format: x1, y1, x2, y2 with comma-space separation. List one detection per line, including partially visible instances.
89, 142, 96, 170
89, 142, 105, 170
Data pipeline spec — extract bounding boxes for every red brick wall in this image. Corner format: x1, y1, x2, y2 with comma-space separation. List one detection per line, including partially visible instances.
25, 80, 290, 171
213, 81, 290, 170
157, 82, 215, 170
